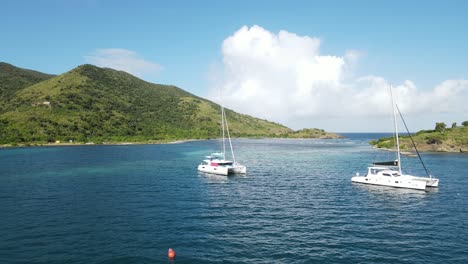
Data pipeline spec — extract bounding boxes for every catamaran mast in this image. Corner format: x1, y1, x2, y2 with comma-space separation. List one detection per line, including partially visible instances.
395, 104, 433, 179
221, 105, 226, 160
223, 108, 236, 164
390, 86, 402, 174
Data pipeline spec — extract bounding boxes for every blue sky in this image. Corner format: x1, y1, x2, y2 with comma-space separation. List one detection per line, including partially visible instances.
1, 0, 467, 132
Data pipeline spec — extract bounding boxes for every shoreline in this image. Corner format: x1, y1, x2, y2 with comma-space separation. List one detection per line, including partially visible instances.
0, 136, 345, 149
2, 138, 466, 153
0, 139, 204, 148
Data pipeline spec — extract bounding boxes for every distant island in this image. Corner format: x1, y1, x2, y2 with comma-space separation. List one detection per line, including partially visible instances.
278, 128, 342, 139
0, 62, 340, 147
371, 122, 468, 153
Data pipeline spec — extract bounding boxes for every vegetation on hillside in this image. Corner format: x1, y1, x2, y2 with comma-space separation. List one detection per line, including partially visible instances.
0, 63, 338, 146
0, 62, 54, 112
280, 128, 342, 139
370, 122, 468, 152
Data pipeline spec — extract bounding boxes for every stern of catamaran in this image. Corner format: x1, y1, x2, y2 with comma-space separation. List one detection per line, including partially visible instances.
233, 163, 246, 174
426, 178, 439, 187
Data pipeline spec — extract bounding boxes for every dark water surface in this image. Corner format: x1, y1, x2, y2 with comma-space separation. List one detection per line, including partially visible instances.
1, 134, 467, 263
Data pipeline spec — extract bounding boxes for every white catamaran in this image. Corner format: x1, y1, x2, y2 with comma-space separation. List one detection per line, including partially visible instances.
197, 105, 246, 176
351, 87, 439, 190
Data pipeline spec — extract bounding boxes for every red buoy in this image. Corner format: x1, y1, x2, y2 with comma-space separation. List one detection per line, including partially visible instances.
168, 248, 176, 259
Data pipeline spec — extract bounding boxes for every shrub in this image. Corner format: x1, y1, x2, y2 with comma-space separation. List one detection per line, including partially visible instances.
425, 134, 444, 145
435, 122, 446, 132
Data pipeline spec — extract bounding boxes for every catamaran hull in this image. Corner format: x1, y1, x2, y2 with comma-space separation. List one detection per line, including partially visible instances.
232, 165, 246, 174
351, 175, 428, 190
406, 176, 439, 187
426, 180, 439, 187
198, 165, 230, 175
197, 165, 246, 176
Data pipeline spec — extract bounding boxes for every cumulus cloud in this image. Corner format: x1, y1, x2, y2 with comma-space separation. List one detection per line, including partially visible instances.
209, 25, 468, 130
84, 48, 162, 78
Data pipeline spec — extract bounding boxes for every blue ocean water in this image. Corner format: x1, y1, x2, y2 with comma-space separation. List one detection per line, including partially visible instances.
1, 134, 467, 264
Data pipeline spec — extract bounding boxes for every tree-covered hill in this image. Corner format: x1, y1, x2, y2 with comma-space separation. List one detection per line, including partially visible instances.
370, 123, 468, 153
0, 63, 306, 145
0, 62, 55, 112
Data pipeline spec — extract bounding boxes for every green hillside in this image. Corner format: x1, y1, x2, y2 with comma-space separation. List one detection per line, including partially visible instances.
0, 62, 54, 112
0, 63, 302, 145
370, 125, 468, 153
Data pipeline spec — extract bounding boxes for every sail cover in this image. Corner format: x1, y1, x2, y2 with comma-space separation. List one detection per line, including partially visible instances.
373, 160, 399, 166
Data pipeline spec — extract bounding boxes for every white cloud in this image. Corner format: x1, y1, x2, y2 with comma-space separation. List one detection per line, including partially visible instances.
209, 25, 468, 131
84, 48, 162, 78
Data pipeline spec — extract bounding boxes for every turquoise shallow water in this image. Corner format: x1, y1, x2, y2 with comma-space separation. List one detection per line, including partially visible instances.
1, 134, 467, 263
